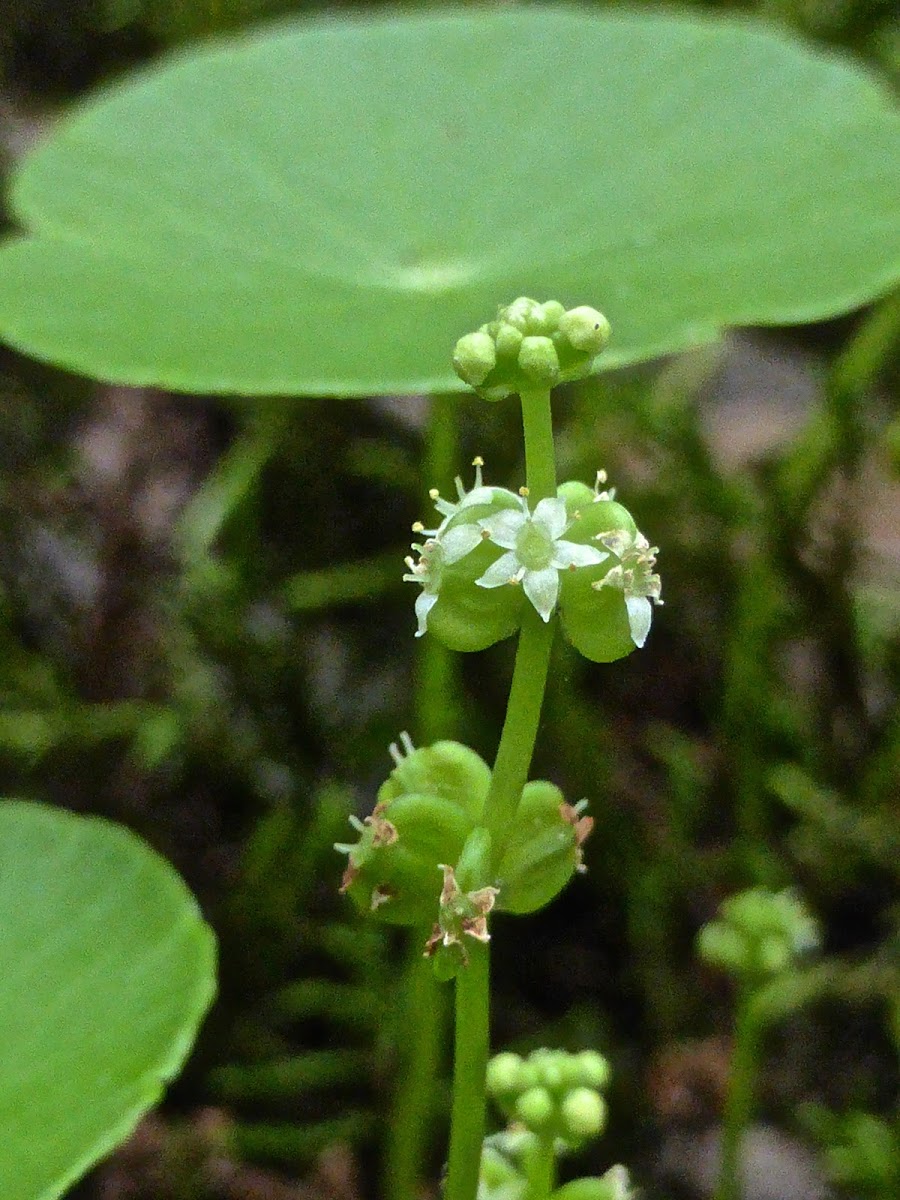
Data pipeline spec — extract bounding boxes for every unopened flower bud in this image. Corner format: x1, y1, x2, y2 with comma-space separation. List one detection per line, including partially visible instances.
486, 1052, 523, 1099
518, 335, 560, 386
561, 1088, 606, 1140
453, 331, 497, 386
559, 306, 612, 354
495, 321, 524, 358
574, 1050, 611, 1090
516, 1086, 554, 1130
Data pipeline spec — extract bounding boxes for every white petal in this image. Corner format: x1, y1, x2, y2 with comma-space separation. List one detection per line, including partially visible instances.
476, 551, 522, 589
523, 566, 560, 622
552, 540, 608, 569
625, 595, 652, 647
414, 591, 438, 637
480, 508, 526, 550
532, 496, 568, 540
441, 523, 484, 564
458, 485, 500, 510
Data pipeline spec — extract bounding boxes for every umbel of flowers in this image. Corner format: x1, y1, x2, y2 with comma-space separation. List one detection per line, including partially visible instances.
404, 459, 661, 662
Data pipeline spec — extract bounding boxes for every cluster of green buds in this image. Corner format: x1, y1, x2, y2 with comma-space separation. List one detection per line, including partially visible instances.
403, 461, 661, 661
486, 1048, 612, 1146
335, 736, 593, 972
697, 887, 820, 981
452, 297, 611, 401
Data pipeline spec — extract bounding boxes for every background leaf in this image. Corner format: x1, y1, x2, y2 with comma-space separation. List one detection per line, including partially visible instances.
0, 801, 216, 1200
0, 7, 897, 395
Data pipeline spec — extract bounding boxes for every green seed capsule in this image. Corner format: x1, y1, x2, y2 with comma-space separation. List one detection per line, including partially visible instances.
339, 792, 472, 926
378, 738, 491, 822
495, 782, 591, 915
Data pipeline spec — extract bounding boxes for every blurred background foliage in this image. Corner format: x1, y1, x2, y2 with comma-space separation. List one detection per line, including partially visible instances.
0, 2, 897, 1199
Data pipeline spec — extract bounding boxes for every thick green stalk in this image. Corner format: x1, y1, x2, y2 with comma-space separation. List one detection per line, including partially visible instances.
715, 984, 762, 1200
520, 389, 557, 502
445, 941, 491, 1200
483, 609, 555, 856
444, 385, 558, 1200
525, 1136, 557, 1200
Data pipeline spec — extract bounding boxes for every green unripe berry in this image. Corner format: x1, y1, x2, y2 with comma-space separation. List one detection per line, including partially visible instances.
561, 1088, 606, 1140
453, 331, 497, 386
515, 1086, 555, 1130
559, 306, 612, 354
518, 336, 561, 386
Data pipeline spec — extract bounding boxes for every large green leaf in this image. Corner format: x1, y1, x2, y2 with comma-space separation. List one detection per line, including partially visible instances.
0, 8, 897, 396
0, 801, 216, 1200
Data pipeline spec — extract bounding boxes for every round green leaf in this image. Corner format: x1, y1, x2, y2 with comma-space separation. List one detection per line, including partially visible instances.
0, 8, 897, 395
0, 801, 216, 1200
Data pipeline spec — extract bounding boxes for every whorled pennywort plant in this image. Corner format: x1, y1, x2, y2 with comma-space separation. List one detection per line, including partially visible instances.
337, 299, 658, 1200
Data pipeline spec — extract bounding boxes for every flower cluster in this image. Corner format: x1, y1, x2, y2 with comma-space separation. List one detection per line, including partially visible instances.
336, 736, 592, 959
404, 461, 661, 661
453, 297, 612, 401
486, 1048, 611, 1146
697, 887, 820, 981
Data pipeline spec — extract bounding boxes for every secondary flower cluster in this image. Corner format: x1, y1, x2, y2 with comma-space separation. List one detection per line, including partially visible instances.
403, 460, 661, 662
335, 736, 592, 972
452, 296, 612, 400
697, 887, 820, 980
486, 1048, 611, 1144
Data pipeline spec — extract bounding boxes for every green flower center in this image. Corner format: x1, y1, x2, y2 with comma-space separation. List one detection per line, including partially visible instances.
516, 521, 554, 571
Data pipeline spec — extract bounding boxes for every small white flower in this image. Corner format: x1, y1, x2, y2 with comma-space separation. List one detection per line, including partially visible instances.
403, 539, 443, 637
477, 494, 607, 622
592, 529, 662, 648
415, 456, 497, 539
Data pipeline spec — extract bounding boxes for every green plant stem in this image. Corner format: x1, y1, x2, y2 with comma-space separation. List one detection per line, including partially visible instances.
383, 929, 449, 1200
385, 396, 459, 1200
525, 1135, 557, 1200
716, 983, 762, 1200
483, 609, 555, 855
520, 388, 557, 502
445, 385, 558, 1200
445, 940, 491, 1200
